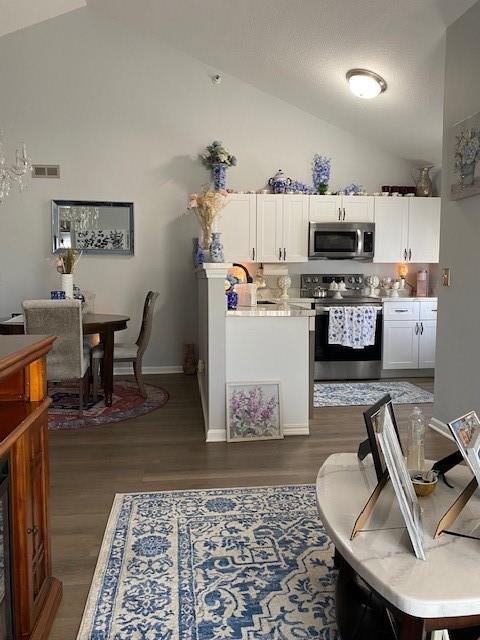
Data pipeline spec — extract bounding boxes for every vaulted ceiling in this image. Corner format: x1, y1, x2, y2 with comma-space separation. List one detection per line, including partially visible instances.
0, 0, 85, 37
1, 0, 477, 164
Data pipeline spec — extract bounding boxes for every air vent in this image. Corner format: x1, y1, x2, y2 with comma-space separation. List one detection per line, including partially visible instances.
32, 164, 60, 178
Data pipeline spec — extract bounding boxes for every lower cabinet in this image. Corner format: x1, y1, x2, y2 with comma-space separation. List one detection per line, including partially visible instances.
382, 300, 437, 370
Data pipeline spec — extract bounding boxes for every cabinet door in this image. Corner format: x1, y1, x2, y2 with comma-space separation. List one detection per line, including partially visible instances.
283, 194, 308, 262
256, 195, 283, 262
218, 194, 256, 262
407, 198, 441, 263
309, 195, 342, 222
373, 197, 409, 263
382, 320, 419, 369
418, 320, 436, 368
342, 196, 374, 222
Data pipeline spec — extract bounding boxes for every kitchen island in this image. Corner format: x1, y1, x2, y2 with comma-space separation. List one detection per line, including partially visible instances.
196, 264, 314, 442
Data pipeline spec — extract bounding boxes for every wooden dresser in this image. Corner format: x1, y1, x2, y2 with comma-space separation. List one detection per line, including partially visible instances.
0, 336, 61, 639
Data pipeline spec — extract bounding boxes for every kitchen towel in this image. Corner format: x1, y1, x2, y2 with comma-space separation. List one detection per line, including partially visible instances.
328, 306, 377, 349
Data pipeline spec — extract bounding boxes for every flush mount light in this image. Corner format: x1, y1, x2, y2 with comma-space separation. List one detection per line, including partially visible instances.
346, 68, 387, 99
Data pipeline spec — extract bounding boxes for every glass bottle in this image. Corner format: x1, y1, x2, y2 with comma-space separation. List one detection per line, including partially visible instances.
407, 406, 426, 472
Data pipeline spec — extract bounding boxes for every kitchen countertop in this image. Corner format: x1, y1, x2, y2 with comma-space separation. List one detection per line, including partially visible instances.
226, 302, 315, 317
257, 296, 316, 304
382, 296, 437, 302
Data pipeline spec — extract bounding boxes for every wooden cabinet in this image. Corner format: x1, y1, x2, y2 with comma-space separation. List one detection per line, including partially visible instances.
0, 335, 61, 640
217, 194, 256, 262
382, 300, 437, 370
309, 195, 374, 223
256, 194, 308, 262
374, 197, 441, 263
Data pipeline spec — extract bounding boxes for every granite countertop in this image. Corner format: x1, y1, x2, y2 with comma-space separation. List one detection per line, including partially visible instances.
226, 302, 315, 317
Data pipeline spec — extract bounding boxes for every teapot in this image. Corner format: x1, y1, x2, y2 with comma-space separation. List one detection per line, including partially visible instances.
268, 169, 292, 194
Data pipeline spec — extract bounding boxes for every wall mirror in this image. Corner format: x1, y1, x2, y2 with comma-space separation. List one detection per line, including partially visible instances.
51, 200, 134, 255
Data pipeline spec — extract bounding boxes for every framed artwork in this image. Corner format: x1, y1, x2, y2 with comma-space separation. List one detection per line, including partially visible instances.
226, 382, 283, 442
448, 110, 480, 200
362, 394, 402, 481
448, 411, 480, 481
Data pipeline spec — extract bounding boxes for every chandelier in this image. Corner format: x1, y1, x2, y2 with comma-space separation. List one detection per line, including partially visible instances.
0, 136, 32, 203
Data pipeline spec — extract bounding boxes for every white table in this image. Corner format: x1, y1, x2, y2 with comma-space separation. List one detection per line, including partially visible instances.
316, 453, 480, 639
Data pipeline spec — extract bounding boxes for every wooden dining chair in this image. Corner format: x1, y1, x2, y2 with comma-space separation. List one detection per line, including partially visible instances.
92, 291, 159, 400
23, 299, 91, 411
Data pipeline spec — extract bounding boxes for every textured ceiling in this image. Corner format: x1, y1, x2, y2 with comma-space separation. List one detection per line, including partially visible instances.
86, 0, 477, 164
0, 0, 86, 37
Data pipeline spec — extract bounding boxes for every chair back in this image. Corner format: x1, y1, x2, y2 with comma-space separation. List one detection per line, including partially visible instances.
136, 291, 159, 357
23, 299, 85, 380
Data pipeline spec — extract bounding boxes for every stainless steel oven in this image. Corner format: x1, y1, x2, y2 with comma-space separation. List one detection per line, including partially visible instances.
309, 222, 375, 260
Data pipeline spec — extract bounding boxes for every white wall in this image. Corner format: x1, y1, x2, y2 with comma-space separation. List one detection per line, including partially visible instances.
0, 7, 414, 367
433, 0, 480, 422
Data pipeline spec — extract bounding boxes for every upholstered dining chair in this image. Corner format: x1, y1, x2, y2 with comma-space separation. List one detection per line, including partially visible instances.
92, 291, 159, 400
23, 299, 91, 411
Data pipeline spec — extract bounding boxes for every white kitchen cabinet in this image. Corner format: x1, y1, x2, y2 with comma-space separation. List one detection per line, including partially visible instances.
256, 194, 283, 262
341, 195, 375, 222
373, 196, 441, 263
383, 321, 420, 369
418, 320, 437, 368
408, 198, 441, 263
218, 194, 256, 262
282, 194, 309, 262
309, 195, 342, 222
382, 299, 437, 370
373, 197, 409, 263
257, 194, 308, 262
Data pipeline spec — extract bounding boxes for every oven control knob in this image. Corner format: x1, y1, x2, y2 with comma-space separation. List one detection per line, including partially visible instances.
347, 276, 354, 284
305, 277, 311, 283
356, 277, 362, 283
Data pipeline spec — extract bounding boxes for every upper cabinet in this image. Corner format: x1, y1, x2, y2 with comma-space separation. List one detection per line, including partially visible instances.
218, 194, 256, 262
309, 195, 374, 223
373, 197, 441, 263
256, 194, 308, 262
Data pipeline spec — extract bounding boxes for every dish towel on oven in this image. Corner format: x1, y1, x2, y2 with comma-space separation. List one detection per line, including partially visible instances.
328, 306, 377, 349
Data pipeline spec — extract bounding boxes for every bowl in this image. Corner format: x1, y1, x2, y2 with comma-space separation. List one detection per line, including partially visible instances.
412, 474, 438, 497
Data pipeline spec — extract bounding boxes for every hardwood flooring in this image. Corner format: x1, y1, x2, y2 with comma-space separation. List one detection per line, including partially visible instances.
48, 374, 452, 639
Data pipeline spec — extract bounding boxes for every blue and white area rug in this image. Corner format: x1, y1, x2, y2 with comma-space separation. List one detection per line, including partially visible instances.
77, 486, 337, 639
314, 380, 433, 407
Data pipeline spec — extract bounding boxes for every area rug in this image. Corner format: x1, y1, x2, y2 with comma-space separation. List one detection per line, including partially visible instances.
314, 380, 433, 407
77, 485, 337, 639
48, 381, 169, 430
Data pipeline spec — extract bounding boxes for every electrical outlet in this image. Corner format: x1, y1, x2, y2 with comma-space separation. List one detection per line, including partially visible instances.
442, 268, 451, 286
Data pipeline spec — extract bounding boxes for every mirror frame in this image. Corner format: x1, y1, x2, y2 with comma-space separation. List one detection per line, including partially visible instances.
51, 199, 134, 255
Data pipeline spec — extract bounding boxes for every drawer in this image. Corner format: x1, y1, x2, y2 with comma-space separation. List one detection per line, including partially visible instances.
419, 299, 438, 321
383, 300, 420, 321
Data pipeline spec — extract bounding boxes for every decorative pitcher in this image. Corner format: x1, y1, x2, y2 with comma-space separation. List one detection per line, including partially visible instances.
268, 169, 292, 194
413, 166, 433, 197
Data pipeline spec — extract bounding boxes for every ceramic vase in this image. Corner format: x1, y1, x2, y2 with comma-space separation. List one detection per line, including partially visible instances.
277, 275, 291, 300
226, 289, 238, 310
209, 232, 224, 263
212, 162, 227, 191
61, 273, 74, 299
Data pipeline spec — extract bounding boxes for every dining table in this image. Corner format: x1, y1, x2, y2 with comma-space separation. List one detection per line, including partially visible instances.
0, 313, 130, 407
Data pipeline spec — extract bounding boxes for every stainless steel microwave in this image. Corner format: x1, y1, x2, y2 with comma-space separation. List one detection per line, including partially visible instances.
309, 222, 375, 260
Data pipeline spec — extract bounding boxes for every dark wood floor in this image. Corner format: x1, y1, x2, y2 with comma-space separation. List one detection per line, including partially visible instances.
48, 374, 452, 639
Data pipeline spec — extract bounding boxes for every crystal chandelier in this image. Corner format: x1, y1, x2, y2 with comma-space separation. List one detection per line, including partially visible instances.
0, 136, 32, 203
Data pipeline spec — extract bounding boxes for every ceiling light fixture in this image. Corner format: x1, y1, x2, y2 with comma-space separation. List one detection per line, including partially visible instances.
346, 68, 387, 99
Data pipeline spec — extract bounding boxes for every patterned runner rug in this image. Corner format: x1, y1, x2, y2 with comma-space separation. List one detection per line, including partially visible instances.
77, 485, 337, 639
314, 381, 433, 407
48, 381, 169, 430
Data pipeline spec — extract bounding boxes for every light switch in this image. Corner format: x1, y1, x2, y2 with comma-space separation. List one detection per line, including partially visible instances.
442, 268, 451, 286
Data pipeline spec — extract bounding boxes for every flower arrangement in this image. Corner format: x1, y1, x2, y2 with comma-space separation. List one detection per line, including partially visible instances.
201, 140, 237, 168
454, 128, 480, 184
56, 248, 79, 274
187, 186, 229, 249
312, 154, 331, 195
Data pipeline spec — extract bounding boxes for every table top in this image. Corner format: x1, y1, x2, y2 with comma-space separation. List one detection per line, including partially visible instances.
316, 453, 480, 619
0, 313, 130, 335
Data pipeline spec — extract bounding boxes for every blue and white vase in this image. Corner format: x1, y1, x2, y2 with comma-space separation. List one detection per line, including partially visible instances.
209, 232, 224, 263
226, 289, 238, 310
193, 237, 204, 268
212, 162, 228, 191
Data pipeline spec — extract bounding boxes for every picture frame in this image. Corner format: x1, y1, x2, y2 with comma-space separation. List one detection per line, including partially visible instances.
448, 411, 480, 481
448, 110, 480, 201
362, 394, 402, 481
226, 381, 283, 443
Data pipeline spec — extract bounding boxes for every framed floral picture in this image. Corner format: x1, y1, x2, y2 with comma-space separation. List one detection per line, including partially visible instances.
226, 382, 283, 442
449, 110, 480, 200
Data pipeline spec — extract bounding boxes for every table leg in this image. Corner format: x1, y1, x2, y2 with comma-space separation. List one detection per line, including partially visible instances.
401, 615, 425, 640
101, 330, 114, 407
